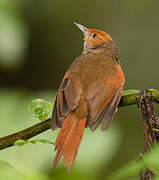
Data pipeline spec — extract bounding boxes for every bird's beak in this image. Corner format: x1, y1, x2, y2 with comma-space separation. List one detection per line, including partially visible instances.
74, 23, 90, 40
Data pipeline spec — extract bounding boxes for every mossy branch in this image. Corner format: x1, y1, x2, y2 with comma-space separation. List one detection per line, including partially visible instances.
0, 89, 159, 151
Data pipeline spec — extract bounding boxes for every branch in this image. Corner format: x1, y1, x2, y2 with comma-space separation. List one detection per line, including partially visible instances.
0, 119, 51, 150
0, 89, 159, 151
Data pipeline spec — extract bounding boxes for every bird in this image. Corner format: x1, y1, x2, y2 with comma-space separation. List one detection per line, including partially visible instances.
51, 23, 125, 174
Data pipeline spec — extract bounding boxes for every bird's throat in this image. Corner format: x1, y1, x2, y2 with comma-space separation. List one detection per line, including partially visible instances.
83, 41, 120, 62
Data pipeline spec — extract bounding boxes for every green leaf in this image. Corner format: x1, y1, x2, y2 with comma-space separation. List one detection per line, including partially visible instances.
14, 139, 27, 146
38, 139, 54, 145
122, 89, 140, 96
29, 99, 51, 121
29, 140, 37, 144
0, 160, 13, 169
14, 139, 54, 147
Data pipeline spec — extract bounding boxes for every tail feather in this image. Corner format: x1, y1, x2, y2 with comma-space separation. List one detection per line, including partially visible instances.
53, 113, 86, 174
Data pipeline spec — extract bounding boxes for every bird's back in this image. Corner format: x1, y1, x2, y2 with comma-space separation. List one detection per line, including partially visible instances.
68, 52, 119, 93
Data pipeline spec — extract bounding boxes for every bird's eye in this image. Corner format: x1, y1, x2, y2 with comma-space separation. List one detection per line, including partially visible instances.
92, 33, 98, 38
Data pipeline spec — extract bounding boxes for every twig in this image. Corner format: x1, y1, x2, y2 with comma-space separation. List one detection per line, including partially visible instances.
0, 119, 51, 150
0, 89, 159, 151
137, 90, 159, 180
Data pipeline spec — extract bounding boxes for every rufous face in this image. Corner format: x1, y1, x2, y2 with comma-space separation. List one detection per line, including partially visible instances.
74, 23, 112, 49
85, 29, 112, 48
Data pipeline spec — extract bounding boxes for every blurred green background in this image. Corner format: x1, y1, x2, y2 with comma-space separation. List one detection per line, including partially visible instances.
0, 0, 159, 179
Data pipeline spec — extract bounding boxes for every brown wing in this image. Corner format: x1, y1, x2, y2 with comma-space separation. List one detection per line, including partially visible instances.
86, 63, 125, 131
51, 72, 82, 130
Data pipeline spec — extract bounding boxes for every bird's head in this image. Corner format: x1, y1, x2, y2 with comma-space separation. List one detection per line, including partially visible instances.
74, 23, 113, 52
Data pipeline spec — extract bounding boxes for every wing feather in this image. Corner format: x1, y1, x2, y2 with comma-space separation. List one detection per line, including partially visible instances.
51, 74, 82, 129
87, 63, 125, 131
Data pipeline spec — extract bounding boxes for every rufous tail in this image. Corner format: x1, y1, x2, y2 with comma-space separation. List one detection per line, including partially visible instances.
53, 113, 86, 174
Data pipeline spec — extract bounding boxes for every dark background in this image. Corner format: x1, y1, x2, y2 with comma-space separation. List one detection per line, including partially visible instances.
0, 0, 159, 179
